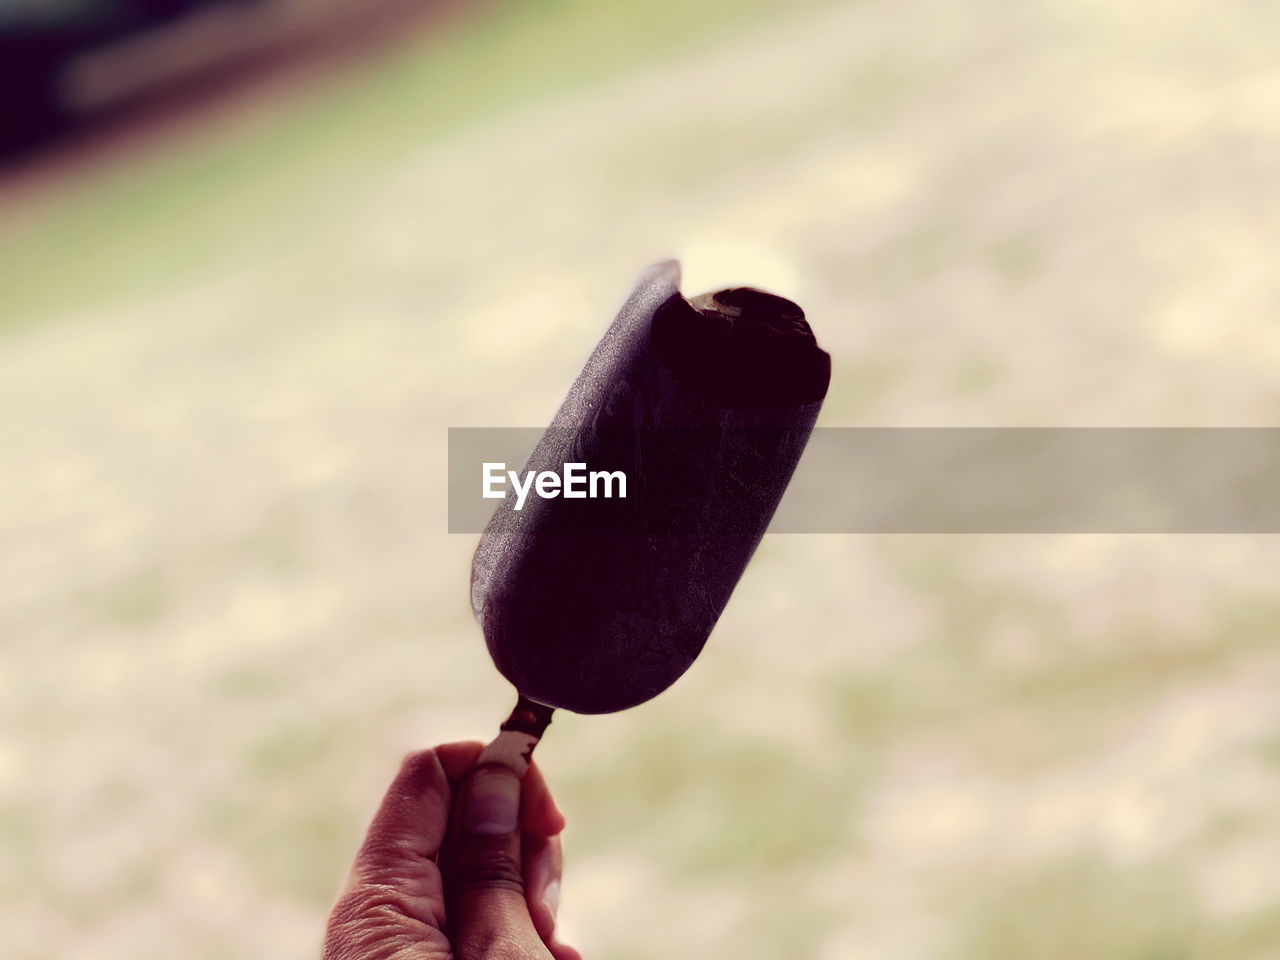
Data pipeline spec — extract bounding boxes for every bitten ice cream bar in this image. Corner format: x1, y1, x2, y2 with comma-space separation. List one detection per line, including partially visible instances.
469, 260, 830, 768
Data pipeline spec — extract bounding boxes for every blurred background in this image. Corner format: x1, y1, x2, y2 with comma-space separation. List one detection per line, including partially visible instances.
4, 0, 1280, 958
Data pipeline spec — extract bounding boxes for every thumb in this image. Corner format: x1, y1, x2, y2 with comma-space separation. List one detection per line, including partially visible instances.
444, 764, 546, 959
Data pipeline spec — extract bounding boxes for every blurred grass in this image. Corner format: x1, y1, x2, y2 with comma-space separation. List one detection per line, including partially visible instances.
828, 593, 1280, 774
951, 858, 1280, 960
0, 0, 823, 328
950, 858, 1200, 960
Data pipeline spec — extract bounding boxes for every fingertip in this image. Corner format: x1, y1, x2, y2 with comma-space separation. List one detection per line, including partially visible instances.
550, 940, 583, 960
387, 747, 447, 799
397, 747, 440, 775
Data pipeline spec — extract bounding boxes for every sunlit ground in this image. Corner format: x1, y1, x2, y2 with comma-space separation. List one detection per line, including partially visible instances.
3, 1, 1280, 958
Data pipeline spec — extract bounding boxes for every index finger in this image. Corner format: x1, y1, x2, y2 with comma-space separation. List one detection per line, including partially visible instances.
520, 758, 566, 837
354, 748, 455, 878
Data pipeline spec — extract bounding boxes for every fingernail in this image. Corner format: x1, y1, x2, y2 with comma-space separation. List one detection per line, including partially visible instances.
542, 879, 561, 924
464, 767, 520, 835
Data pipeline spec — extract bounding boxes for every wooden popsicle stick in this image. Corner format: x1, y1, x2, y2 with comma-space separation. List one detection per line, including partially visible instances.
476, 694, 555, 778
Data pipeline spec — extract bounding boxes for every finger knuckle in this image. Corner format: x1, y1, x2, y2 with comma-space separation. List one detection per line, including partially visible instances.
455, 849, 526, 896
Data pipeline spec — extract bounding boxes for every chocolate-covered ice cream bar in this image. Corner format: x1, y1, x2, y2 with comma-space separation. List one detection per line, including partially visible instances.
470, 260, 829, 767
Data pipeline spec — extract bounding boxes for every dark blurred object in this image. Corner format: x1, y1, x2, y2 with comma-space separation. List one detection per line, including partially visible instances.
0, 0, 260, 154
0, 0, 443, 160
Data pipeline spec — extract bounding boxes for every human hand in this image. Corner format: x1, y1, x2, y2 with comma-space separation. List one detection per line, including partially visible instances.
323, 742, 581, 960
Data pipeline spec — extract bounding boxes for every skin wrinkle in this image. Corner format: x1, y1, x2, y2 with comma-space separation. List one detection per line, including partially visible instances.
454, 863, 526, 896
335, 885, 448, 935
444, 805, 528, 920
356, 839, 446, 879
325, 902, 449, 960
363, 878, 450, 930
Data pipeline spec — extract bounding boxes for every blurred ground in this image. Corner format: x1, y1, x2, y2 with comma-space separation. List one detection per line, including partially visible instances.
3, 1, 1280, 959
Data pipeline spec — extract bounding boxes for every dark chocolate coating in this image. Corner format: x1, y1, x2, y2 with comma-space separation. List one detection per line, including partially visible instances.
470, 261, 830, 714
